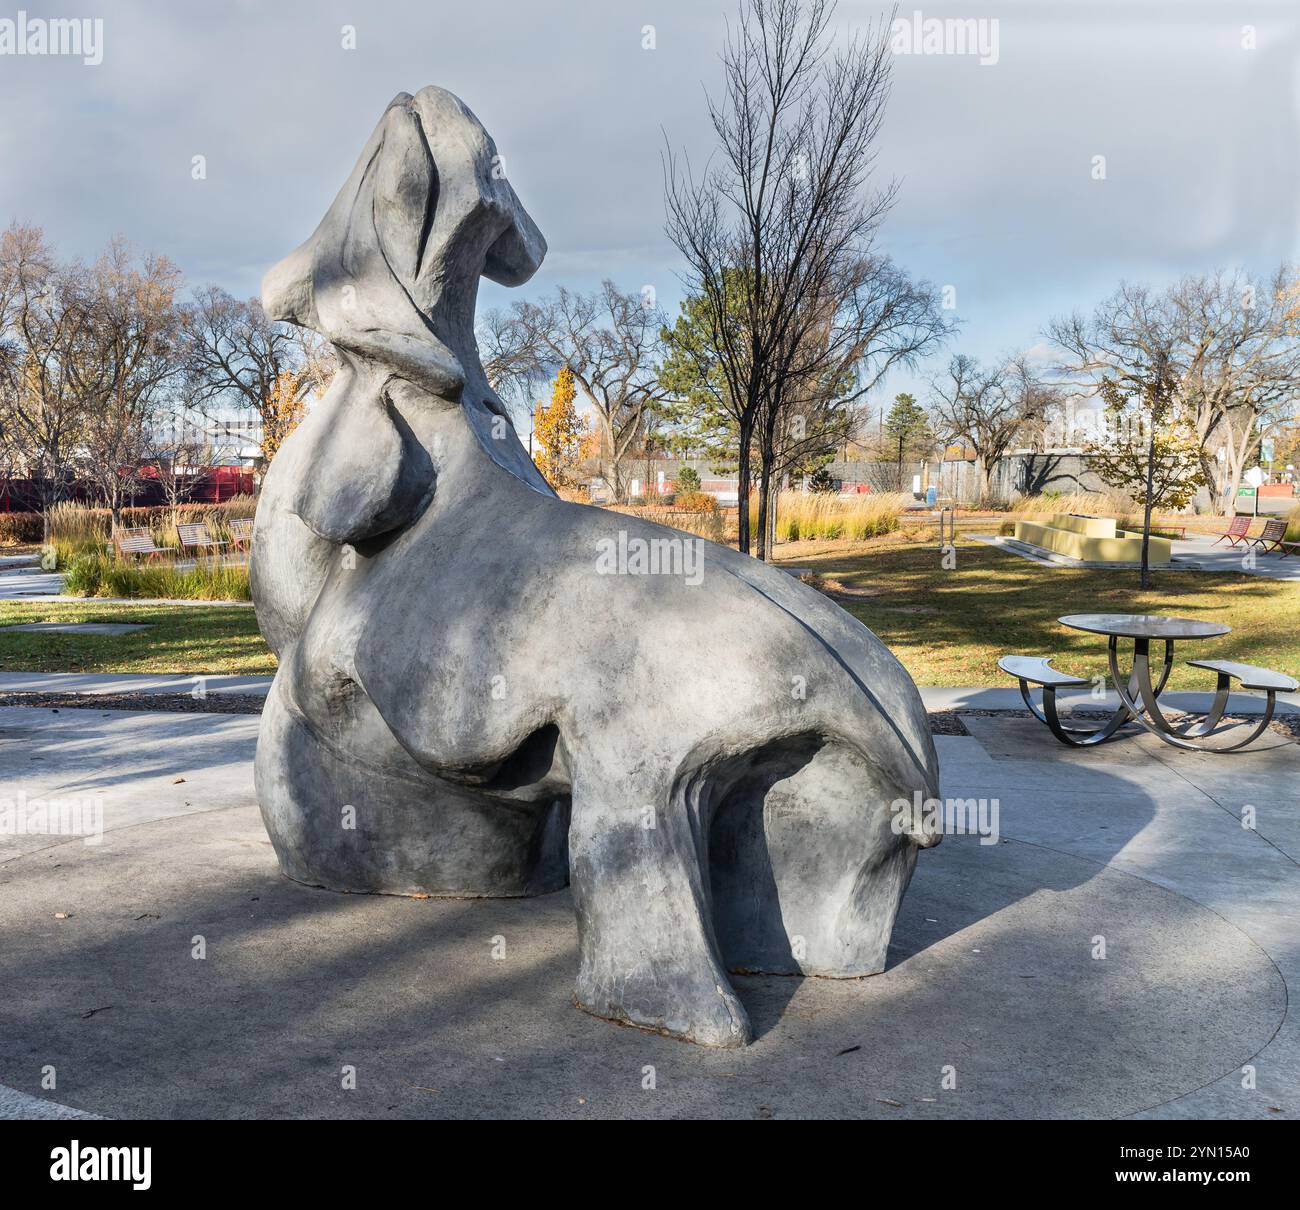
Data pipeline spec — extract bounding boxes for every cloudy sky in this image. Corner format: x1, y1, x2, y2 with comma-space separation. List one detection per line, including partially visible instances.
2, 0, 1298, 412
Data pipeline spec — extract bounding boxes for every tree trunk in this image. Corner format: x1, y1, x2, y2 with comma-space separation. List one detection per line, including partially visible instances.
736, 422, 754, 555
1140, 431, 1156, 591
767, 473, 779, 560
1219, 468, 1243, 518
1219, 424, 1261, 516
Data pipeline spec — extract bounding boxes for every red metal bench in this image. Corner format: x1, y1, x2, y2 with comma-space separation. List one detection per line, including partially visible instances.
1249, 518, 1288, 554
1211, 515, 1252, 547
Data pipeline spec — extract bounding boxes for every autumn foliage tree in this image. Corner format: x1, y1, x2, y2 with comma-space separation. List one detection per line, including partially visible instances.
532, 365, 587, 489
181, 286, 334, 464
261, 368, 309, 460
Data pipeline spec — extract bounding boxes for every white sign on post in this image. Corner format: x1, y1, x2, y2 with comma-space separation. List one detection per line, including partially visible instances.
1244, 467, 1266, 488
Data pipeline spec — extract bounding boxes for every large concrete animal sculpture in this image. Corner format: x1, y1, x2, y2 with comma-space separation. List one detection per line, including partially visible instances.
251, 86, 941, 1048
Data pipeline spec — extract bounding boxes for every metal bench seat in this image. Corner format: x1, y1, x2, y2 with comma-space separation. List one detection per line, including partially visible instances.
1187, 659, 1298, 693
997, 656, 1090, 687
177, 523, 227, 554
997, 655, 1124, 745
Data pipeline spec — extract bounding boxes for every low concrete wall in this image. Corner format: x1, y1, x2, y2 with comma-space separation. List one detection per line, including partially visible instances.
1014, 517, 1173, 563
1038, 513, 1119, 539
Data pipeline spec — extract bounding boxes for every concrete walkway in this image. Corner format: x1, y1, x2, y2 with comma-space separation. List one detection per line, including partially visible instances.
0, 558, 64, 599
0, 671, 272, 697
975, 533, 1300, 581
0, 703, 1294, 1119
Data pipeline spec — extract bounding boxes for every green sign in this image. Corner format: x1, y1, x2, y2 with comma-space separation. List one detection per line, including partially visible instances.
1237, 487, 1257, 497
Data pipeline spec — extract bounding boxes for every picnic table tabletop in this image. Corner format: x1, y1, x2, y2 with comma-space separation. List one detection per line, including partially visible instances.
1058, 613, 1231, 641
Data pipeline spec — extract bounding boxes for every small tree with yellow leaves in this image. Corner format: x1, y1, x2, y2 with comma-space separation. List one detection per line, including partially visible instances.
533, 365, 587, 489
261, 369, 307, 461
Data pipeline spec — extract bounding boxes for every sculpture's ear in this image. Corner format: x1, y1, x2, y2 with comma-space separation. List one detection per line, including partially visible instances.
259, 96, 451, 544
261, 94, 466, 401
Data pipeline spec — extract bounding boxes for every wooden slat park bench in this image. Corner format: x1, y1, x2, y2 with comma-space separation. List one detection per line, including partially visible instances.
1211, 515, 1252, 547
1248, 518, 1288, 554
176, 522, 226, 556
113, 527, 165, 561
228, 517, 254, 552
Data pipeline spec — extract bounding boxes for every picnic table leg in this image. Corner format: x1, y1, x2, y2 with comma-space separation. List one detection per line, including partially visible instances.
1108, 638, 1277, 752
1195, 693, 1278, 752
1107, 637, 1200, 750
1039, 687, 1135, 747
1173, 670, 1231, 738
1018, 636, 1178, 748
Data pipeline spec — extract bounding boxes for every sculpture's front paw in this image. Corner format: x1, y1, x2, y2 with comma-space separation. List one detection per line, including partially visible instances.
574, 967, 752, 1048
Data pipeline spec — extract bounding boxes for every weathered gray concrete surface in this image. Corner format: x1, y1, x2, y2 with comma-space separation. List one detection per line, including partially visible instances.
0, 674, 1292, 715
251, 85, 941, 1047
0, 1085, 99, 1120
951, 716, 1299, 1118
0, 707, 1294, 1119
0, 706, 257, 863
0, 561, 63, 598
0, 672, 272, 697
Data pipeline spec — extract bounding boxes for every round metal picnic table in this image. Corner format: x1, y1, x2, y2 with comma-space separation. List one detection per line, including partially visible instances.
1044, 613, 1273, 752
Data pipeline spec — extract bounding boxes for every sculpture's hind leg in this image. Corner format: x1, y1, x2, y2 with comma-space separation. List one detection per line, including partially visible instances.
568, 764, 751, 1048
256, 671, 569, 897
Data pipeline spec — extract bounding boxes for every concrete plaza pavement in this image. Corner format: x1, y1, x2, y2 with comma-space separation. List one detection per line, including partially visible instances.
0, 671, 273, 697
0, 700, 1295, 1119
976, 532, 1300, 581
2, 673, 1297, 715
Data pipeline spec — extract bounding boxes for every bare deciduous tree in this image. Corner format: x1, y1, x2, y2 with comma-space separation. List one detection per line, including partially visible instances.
477, 306, 547, 418
507, 280, 665, 502
0, 223, 88, 536
65, 238, 184, 528
1048, 267, 1300, 513
181, 286, 335, 462
664, 0, 947, 555
754, 255, 949, 553
928, 353, 1047, 503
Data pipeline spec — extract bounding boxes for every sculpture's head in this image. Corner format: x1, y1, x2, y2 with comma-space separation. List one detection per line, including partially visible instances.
257, 87, 550, 547
263, 86, 546, 400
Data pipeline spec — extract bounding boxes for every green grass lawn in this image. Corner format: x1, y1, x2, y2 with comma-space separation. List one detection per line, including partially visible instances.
0, 601, 275, 675
777, 536, 1300, 690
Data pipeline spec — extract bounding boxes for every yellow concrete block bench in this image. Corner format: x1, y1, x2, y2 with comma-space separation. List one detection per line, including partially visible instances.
1012, 514, 1173, 564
